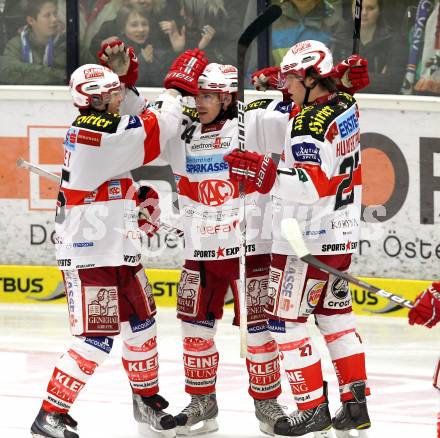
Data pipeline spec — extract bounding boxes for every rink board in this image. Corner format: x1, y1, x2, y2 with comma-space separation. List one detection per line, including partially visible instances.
0, 265, 431, 317
1, 87, 440, 280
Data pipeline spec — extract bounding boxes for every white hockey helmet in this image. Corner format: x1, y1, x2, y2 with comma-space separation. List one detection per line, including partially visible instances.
69, 64, 121, 109
198, 63, 238, 93
280, 40, 334, 79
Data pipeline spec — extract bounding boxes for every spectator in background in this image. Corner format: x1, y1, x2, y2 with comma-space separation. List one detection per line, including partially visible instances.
414, 1, 440, 95
332, 0, 408, 94
159, 0, 237, 65
114, 4, 171, 86
0, 0, 66, 85
0, 0, 26, 55
270, 0, 339, 65
90, 0, 179, 63
57, 0, 122, 64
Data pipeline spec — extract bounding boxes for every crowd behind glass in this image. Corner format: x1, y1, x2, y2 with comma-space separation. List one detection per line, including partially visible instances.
0, 0, 438, 95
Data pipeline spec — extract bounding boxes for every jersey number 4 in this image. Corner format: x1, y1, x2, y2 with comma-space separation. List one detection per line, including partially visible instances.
335, 151, 360, 210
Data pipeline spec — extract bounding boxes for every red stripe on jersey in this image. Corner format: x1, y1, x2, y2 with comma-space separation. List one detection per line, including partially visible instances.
247, 340, 278, 355
62, 178, 135, 206
139, 110, 160, 164
176, 175, 256, 206
295, 163, 362, 198
278, 337, 311, 351
323, 328, 356, 344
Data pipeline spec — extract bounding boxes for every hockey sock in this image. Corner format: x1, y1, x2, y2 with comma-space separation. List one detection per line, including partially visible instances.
42, 335, 113, 413
246, 324, 281, 399
316, 313, 369, 401
181, 320, 219, 394
121, 318, 159, 396
268, 320, 324, 410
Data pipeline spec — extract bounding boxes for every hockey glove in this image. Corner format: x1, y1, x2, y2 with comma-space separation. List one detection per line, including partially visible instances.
137, 185, 160, 237
98, 40, 139, 87
163, 48, 208, 96
333, 55, 369, 94
224, 149, 277, 194
408, 282, 440, 328
251, 66, 291, 102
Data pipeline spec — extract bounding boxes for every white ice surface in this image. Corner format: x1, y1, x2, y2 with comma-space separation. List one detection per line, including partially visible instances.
0, 304, 437, 438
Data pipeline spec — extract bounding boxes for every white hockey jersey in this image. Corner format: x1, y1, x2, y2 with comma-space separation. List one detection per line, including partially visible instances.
158, 98, 291, 261
55, 90, 183, 270
271, 92, 362, 256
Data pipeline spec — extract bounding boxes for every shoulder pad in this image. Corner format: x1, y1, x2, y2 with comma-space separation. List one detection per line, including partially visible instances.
245, 99, 273, 111
183, 105, 199, 122
73, 112, 120, 133
292, 97, 354, 142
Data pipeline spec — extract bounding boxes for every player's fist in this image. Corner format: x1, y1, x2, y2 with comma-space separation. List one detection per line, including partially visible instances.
163, 48, 208, 96
98, 40, 139, 87
333, 54, 369, 94
224, 149, 276, 194
251, 66, 291, 101
252, 66, 282, 91
137, 185, 160, 237
408, 282, 440, 328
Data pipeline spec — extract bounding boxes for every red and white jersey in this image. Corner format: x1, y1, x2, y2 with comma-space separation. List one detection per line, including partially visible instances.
55, 89, 182, 270
157, 99, 291, 261
272, 92, 362, 256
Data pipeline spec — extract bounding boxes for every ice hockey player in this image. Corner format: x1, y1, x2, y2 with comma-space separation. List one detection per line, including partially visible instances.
408, 282, 440, 438
155, 61, 289, 436
226, 40, 371, 437
30, 44, 208, 438
158, 49, 368, 436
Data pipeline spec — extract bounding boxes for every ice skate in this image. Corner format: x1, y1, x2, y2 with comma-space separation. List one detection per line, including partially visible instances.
332, 381, 370, 438
274, 382, 332, 437
254, 398, 289, 435
133, 393, 177, 438
30, 407, 79, 438
174, 393, 218, 436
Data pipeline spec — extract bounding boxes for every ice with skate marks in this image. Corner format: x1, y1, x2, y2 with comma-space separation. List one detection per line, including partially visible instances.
275, 429, 368, 438
138, 422, 177, 438
334, 429, 369, 438
175, 418, 219, 436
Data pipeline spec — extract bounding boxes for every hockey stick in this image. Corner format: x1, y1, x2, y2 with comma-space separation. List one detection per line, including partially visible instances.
352, 0, 363, 54
236, 4, 282, 357
16, 158, 184, 239
281, 218, 414, 310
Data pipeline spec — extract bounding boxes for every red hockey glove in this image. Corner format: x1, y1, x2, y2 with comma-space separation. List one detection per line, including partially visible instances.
408, 282, 440, 328
98, 40, 139, 87
333, 55, 369, 94
251, 66, 291, 102
137, 185, 160, 237
224, 149, 277, 194
163, 48, 208, 96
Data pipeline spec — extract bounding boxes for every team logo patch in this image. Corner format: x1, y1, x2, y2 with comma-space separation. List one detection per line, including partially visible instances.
331, 277, 349, 300
77, 129, 102, 147
292, 142, 322, 164
197, 179, 235, 206
84, 286, 120, 333
108, 180, 122, 199
126, 115, 142, 130
84, 190, 97, 204
84, 67, 104, 79
305, 280, 326, 308
268, 319, 286, 333
64, 127, 79, 151
130, 317, 155, 333
186, 154, 228, 174
84, 336, 114, 353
